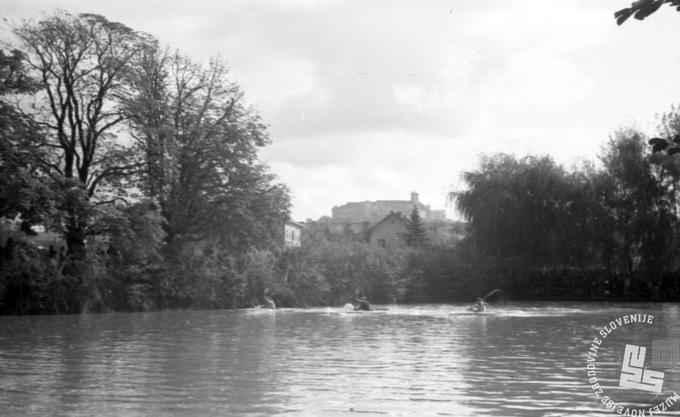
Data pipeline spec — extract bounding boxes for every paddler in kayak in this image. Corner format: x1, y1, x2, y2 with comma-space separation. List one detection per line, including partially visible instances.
468, 297, 488, 313
355, 296, 371, 311
263, 295, 276, 309
466, 289, 499, 313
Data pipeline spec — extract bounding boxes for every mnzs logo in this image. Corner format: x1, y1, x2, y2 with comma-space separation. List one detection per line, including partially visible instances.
652, 339, 680, 368
619, 344, 664, 393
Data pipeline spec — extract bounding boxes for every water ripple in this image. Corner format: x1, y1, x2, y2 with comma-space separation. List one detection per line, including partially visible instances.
1, 303, 680, 416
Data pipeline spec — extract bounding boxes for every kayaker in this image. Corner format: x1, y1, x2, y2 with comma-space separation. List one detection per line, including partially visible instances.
263, 295, 276, 309
355, 296, 371, 311
470, 297, 488, 312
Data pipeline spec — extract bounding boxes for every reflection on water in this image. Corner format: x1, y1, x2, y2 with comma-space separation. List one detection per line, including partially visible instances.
1, 303, 680, 416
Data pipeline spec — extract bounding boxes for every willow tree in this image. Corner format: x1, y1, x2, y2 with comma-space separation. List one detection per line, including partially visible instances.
124, 48, 290, 255
10, 13, 153, 255
453, 154, 598, 267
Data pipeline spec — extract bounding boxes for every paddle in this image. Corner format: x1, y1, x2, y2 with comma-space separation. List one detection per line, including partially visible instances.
480, 288, 500, 301
467, 289, 500, 312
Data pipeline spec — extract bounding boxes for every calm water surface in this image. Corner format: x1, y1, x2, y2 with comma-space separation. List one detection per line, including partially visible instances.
1, 302, 680, 416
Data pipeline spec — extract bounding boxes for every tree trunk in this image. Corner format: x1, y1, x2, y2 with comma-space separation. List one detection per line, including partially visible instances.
65, 217, 86, 259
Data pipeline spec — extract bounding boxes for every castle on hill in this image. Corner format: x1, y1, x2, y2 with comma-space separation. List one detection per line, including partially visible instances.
331, 192, 445, 223
306, 192, 460, 248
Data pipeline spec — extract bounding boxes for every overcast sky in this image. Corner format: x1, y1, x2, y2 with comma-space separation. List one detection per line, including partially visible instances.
3, 0, 680, 220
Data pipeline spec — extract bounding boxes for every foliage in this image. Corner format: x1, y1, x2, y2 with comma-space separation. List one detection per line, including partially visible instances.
0, 240, 53, 314
4, 11, 680, 314
0, 49, 54, 233
402, 241, 501, 303
0, 12, 291, 314
615, 0, 680, 25
9, 13, 153, 255
598, 129, 672, 278
454, 154, 600, 264
123, 48, 290, 254
453, 119, 680, 299
405, 206, 427, 247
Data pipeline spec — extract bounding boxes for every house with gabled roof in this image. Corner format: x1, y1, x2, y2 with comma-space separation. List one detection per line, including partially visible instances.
367, 211, 409, 248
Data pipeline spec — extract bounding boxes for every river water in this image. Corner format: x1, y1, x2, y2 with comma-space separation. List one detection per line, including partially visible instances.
1, 302, 680, 416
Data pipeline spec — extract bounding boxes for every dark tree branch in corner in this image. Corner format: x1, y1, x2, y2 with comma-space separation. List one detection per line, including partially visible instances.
615, 0, 680, 25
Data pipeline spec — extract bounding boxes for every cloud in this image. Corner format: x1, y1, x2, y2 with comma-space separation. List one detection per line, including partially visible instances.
262, 129, 484, 219
203, 1, 480, 139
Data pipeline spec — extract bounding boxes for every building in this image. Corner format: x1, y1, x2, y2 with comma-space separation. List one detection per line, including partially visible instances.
305, 192, 460, 247
305, 212, 464, 248
283, 221, 304, 247
367, 212, 409, 248
332, 192, 433, 223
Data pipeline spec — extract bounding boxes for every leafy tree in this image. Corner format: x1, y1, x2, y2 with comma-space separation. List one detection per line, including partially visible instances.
644, 109, 680, 272
405, 206, 427, 247
648, 106, 680, 180
615, 0, 680, 25
342, 221, 355, 241
0, 49, 53, 232
101, 200, 166, 309
598, 129, 672, 280
0, 50, 39, 94
652, 108, 680, 210
10, 12, 153, 255
453, 131, 674, 296
276, 248, 328, 307
124, 49, 290, 255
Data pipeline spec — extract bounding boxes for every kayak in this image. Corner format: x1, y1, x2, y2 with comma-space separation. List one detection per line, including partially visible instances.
452, 311, 494, 316
342, 308, 389, 314
242, 307, 277, 313
343, 310, 388, 315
